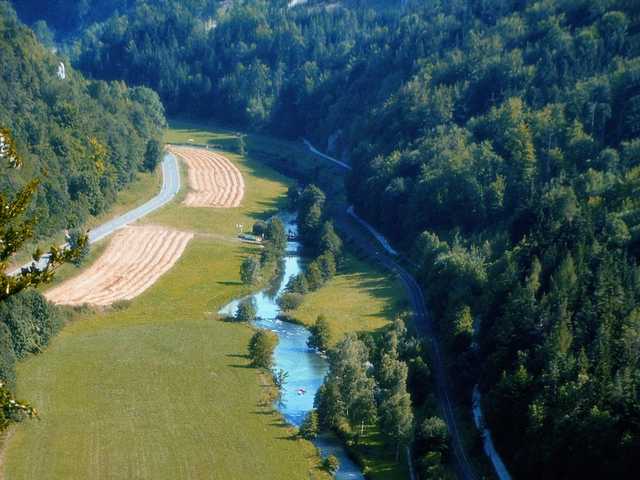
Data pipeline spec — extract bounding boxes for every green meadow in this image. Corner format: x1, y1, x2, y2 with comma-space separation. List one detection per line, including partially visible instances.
291, 254, 407, 345
4, 124, 328, 480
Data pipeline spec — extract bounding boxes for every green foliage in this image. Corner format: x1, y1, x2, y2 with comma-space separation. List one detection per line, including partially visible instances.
277, 292, 303, 312
419, 417, 449, 456
315, 334, 376, 435
305, 261, 325, 291
377, 339, 414, 457
298, 185, 326, 248
307, 315, 331, 353
0, 323, 17, 392
0, 290, 63, 359
299, 410, 319, 440
235, 298, 257, 323
143, 139, 162, 172
322, 455, 340, 476
248, 329, 276, 370
0, 95, 89, 433
286, 274, 308, 294
271, 368, 288, 391
252, 220, 267, 237
320, 222, 343, 259
15, 0, 640, 475
265, 217, 287, 255
67, 228, 90, 267
239, 256, 261, 285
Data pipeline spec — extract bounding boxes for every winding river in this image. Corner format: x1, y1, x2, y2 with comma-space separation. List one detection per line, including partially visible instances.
219, 215, 363, 479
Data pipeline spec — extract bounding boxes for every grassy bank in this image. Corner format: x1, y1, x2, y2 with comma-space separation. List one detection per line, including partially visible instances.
291, 254, 407, 345
4, 124, 328, 479
289, 251, 410, 480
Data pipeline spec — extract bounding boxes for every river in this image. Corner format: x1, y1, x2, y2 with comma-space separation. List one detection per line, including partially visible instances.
219, 215, 363, 479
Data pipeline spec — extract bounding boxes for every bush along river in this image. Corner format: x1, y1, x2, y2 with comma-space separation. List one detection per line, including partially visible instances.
219, 214, 363, 479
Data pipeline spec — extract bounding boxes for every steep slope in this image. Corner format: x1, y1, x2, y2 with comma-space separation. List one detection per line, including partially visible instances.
0, 1, 165, 238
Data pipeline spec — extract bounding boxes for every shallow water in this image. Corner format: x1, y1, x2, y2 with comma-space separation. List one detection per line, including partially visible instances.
219, 217, 363, 479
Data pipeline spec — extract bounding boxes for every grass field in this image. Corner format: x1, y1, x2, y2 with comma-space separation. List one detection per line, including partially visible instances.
166, 120, 410, 479
4, 123, 329, 479
291, 254, 407, 345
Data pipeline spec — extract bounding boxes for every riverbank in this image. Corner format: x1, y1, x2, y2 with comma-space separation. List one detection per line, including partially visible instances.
3, 128, 329, 479
219, 216, 365, 479
290, 253, 407, 345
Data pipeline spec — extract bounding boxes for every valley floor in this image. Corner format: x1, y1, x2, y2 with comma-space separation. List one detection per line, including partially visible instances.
4, 122, 409, 480
4, 126, 329, 479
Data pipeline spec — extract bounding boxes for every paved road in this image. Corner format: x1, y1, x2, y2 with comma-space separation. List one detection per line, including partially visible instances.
303, 139, 353, 170
11, 152, 180, 273
88, 153, 180, 244
304, 140, 478, 480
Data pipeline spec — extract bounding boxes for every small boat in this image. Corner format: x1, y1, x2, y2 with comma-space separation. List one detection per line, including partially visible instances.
296, 388, 306, 395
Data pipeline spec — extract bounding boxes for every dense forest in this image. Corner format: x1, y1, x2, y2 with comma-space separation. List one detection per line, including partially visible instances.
0, 1, 165, 239
11, 0, 640, 478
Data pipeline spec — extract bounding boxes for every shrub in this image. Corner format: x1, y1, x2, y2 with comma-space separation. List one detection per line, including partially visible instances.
307, 315, 331, 352
248, 330, 277, 369
0, 290, 62, 358
235, 298, 257, 322
143, 138, 161, 171
68, 228, 90, 267
322, 455, 340, 475
252, 221, 267, 236
317, 251, 336, 281
299, 410, 319, 440
286, 274, 308, 294
240, 256, 261, 285
305, 261, 324, 291
0, 324, 17, 392
278, 292, 303, 311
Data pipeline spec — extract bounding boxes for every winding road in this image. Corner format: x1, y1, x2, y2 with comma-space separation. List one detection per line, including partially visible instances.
11, 152, 180, 274
304, 141, 479, 480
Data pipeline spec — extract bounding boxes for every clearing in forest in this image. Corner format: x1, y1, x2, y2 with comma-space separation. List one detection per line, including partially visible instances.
167, 145, 245, 208
45, 226, 193, 306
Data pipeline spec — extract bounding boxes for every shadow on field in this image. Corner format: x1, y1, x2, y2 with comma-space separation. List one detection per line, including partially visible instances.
246, 198, 288, 223
252, 410, 274, 416
226, 353, 252, 368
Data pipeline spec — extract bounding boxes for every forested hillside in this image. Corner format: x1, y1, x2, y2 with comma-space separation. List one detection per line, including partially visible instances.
13, 0, 137, 37
0, 1, 165, 239
10, 0, 640, 478
344, 2, 640, 478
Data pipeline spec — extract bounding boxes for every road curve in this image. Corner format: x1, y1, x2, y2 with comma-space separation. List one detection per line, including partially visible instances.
304, 140, 478, 480
11, 152, 180, 273
88, 152, 180, 244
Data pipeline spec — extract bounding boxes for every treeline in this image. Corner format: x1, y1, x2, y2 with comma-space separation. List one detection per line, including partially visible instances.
278, 185, 343, 311
38, 0, 388, 134
341, 1, 640, 478
312, 318, 450, 478
285, 183, 451, 477
0, 291, 63, 393
0, 1, 165, 240
13, 0, 136, 36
